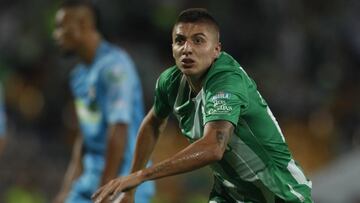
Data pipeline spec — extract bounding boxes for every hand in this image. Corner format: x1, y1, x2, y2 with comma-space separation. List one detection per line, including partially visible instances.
92, 172, 142, 203
111, 191, 135, 203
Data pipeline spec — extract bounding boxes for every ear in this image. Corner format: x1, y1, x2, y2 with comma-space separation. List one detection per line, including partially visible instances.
214, 42, 222, 58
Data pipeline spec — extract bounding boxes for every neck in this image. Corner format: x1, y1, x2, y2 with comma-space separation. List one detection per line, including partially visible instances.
186, 64, 213, 93
78, 31, 101, 64
186, 75, 204, 94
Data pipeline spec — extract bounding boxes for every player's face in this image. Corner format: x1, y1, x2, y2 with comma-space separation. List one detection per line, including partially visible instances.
172, 22, 221, 79
53, 8, 82, 53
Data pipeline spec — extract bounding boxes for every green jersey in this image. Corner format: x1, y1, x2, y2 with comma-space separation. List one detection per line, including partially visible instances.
154, 52, 313, 203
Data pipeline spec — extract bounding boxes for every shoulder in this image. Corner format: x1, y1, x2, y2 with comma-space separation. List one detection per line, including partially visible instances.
215, 52, 241, 67
103, 44, 133, 66
156, 66, 182, 89
203, 52, 257, 97
204, 52, 244, 86
97, 43, 137, 80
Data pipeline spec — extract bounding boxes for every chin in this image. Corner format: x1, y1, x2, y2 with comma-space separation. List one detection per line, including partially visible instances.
179, 68, 195, 76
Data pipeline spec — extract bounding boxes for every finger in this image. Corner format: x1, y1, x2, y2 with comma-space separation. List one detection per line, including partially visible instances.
92, 185, 105, 199
96, 181, 119, 203
92, 182, 111, 201
94, 188, 112, 203
110, 192, 125, 203
92, 179, 117, 200
109, 184, 123, 201
109, 189, 121, 201
92, 187, 109, 203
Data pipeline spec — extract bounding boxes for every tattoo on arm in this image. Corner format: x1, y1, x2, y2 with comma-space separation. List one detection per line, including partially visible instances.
216, 130, 227, 148
143, 121, 234, 181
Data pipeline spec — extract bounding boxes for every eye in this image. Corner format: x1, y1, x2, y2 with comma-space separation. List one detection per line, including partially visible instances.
174, 36, 185, 45
193, 36, 205, 45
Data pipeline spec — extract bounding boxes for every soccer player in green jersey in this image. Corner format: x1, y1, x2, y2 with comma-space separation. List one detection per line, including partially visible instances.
93, 8, 313, 203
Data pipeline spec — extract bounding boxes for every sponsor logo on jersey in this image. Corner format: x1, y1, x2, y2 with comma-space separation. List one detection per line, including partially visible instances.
211, 92, 231, 101
75, 99, 101, 124
208, 92, 233, 115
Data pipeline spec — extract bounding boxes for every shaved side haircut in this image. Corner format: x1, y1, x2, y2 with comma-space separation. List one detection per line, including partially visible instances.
174, 8, 220, 40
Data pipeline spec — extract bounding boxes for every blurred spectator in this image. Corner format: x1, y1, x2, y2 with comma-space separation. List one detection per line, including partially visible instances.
52, 1, 154, 203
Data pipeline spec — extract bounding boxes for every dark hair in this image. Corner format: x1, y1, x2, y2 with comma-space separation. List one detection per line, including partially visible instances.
59, 0, 101, 28
175, 8, 220, 33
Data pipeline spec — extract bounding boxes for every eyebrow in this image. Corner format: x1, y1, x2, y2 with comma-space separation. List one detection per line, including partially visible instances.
193, 33, 206, 37
174, 33, 207, 38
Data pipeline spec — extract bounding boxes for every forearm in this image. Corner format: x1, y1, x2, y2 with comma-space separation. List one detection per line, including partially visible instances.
101, 124, 127, 185
60, 159, 82, 193
130, 108, 167, 173
59, 136, 83, 194
138, 120, 233, 183
91, 121, 233, 203
139, 137, 222, 183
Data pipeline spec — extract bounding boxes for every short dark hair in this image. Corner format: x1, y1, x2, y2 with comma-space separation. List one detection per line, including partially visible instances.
59, 0, 101, 28
175, 8, 220, 33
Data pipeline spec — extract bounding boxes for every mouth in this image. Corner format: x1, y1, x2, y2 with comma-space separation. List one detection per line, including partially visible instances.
181, 58, 195, 68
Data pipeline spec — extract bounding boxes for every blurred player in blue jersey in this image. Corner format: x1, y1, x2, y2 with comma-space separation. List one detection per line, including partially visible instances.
0, 83, 6, 156
53, 1, 154, 202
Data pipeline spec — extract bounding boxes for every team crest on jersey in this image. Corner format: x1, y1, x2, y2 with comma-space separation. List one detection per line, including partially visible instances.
208, 92, 233, 115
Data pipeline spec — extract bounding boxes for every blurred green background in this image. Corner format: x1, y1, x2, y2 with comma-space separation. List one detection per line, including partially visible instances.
0, 0, 359, 202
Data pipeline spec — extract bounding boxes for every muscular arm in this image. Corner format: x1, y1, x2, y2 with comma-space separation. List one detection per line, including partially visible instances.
139, 120, 233, 181
101, 123, 128, 185
92, 117, 233, 202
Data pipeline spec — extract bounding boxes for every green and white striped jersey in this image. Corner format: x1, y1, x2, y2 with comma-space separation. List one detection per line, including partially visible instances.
154, 52, 313, 203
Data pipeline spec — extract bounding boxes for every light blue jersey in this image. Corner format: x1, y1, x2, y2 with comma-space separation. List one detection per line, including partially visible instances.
67, 41, 154, 203
0, 83, 6, 136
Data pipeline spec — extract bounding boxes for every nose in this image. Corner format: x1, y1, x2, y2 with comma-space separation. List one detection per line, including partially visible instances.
182, 40, 192, 55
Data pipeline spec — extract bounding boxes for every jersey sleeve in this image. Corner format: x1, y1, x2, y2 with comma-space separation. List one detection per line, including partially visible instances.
203, 71, 249, 126
101, 58, 135, 124
153, 72, 172, 118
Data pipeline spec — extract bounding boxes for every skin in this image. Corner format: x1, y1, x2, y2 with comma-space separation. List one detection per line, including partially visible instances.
53, 7, 99, 63
172, 22, 221, 92
92, 22, 233, 203
53, 6, 128, 203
